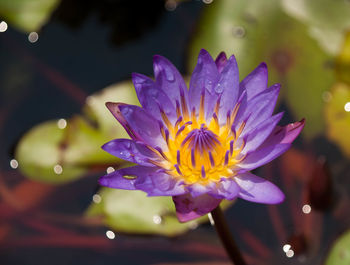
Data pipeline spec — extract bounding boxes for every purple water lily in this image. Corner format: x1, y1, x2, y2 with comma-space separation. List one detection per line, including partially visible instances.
99, 49, 304, 222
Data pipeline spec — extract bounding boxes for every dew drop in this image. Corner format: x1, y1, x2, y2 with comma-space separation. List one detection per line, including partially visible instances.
215, 83, 223, 93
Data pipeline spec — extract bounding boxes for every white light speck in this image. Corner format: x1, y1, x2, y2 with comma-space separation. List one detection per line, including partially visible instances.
203, 0, 214, 4
283, 244, 291, 253
57, 118, 67, 129
286, 249, 294, 258
322, 91, 332, 102
106, 167, 115, 174
0, 21, 8, 32
53, 164, 63, 174
207, 213, 215, 226
92, 194, 102, 204
28, 32, 39, 43
152, 215, 162, 224
10, 159, 18, 169
302, 204, 312, 214
189, 221, 198, 230
344, 102, 350, 112
86, 96, 95, 105
165, 0, 177, 11
106, 230, 115, 239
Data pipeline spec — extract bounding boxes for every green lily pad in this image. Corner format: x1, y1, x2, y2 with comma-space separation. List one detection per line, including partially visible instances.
282, 0, 350, 55
325, 230, 350, 265
15, 120, 87, 183
324, 83, 350, 158
87, 187, 234, 237
0, 0, 60, 33
15, 81, 138, 184
83, 81, 139, 136
336, 31, 350, 85
188, 0, 335, 139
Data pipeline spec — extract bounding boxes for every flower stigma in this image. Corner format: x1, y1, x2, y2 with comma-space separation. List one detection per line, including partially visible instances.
148, 92, 246, 185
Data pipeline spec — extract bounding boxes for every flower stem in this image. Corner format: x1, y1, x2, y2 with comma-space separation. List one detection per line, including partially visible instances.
211, 206, 247, 265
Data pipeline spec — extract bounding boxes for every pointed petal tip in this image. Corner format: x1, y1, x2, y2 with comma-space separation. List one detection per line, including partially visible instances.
259, 61, 268, 69
153, 54, 164, 63
216, 51, 227, 60
199, 48, 210, 55
271, 83, 281, 90
105, 102, 124, 113
105, 101, 117, 112
98, 175, 110, 187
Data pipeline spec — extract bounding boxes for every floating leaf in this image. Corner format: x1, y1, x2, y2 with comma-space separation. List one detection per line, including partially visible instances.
87, 187, 233, 237
15, 81, 138, 184
0, 0, 60, 33
324, 83, 350, 158
325, 230, 350, 265
282, 0, 350, 55
15, 120, 86, 183
335, 31, 350, 85
188, 0, 334, 138
83, 81, 139, 136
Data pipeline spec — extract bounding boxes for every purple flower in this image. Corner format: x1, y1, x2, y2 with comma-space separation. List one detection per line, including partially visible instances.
99, 49, 305, 222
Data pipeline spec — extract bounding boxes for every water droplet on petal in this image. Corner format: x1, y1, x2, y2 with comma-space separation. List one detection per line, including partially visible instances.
121, 106, 132, 116
120, 150, 131, 158
215, 83, 223, 93
164, 66, 175, 82
149, 89, 159, 97
205, 80, 213, 93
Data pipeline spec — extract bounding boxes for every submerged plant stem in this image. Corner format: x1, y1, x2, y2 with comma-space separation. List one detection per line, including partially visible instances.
211, 206, 246, 265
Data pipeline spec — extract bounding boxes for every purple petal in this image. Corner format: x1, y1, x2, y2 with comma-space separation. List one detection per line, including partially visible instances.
238, 119, 304, 170
153, 55, 189, 108
132, 73, 176, 122
209, 178, 240, 200
242, 112, 284, 154
238, 143, 291, 171
235, 172, 285, 204
215, 52, 228, 73
189, 49, 219, 117
239, 62, 268, 101
234, 84, 280, 131
173, 193, 222, 222
99, 166, 155, 190
102, 139, 156, 166
105, 102, 166, 149
216, 55, 240, 124
187, 183, 214, 198
268, 119, 305, 145
135, 171, 186, 196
